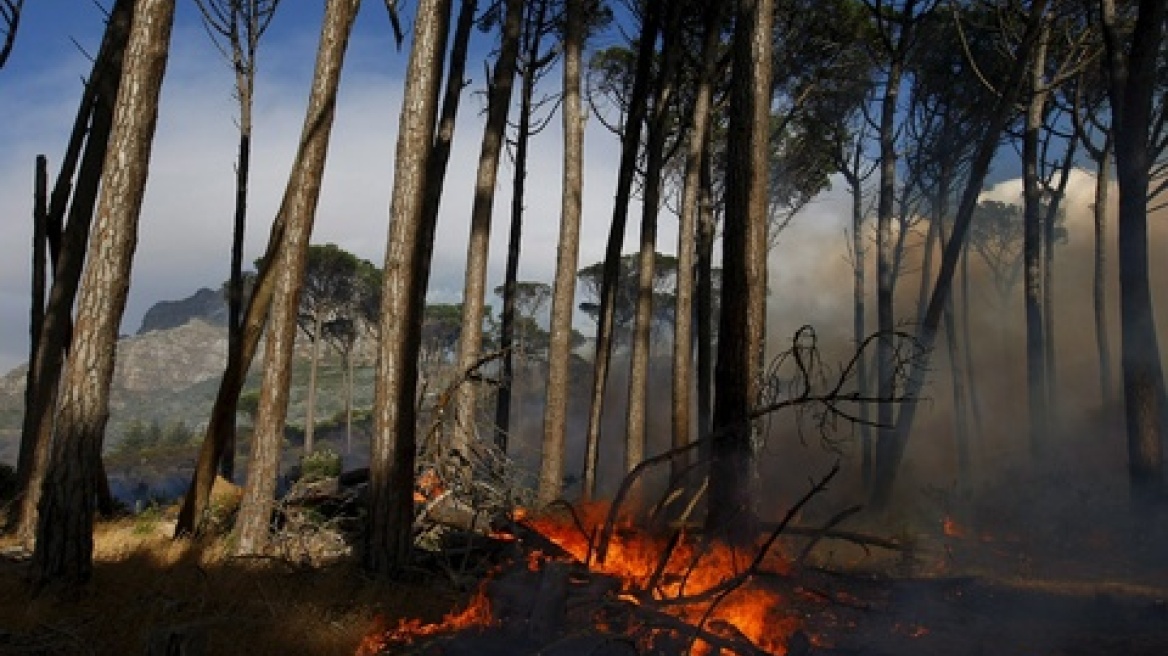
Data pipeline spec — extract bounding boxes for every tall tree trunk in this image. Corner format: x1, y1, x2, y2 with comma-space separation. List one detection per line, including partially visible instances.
15, 0, 133, 546
626, 1, 681, 489
1021, 16, 1050, 457
234, 0, 359, 555
1093, 136, 1115, 411
581, 0, 661, 500
537, 0, 583, 506
366, 0, 451, 575
451, 0, 524, 460
874, 47, 905, 495
31, 0, 174, 588
1101, 0, 1167, 510
496, 0, 548, 453
695, 149, 716, 443
842, 145, 872, 487
1041, 139, 1076, 432
707, 0, 773, 542
870, 0, 1049, 510
672, 0, 723, 481
19, 155, 47, 541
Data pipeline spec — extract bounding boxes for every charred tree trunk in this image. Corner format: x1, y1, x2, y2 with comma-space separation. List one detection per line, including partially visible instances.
1021, 16, 1050, 457
707, 0, 772, 542
31, 0, 174, 588
496, 0, 549, 454
1101, 0, 1167, 510
1093, 137, 1115, 411
695, 150, 716, 444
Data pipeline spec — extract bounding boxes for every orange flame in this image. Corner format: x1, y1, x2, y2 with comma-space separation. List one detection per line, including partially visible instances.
526, 502, 799, 655
363, 502, 801, 655
356, 585, 493, 655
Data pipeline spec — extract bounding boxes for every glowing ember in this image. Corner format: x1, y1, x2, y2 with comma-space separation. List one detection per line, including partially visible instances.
942, 516, 968, 539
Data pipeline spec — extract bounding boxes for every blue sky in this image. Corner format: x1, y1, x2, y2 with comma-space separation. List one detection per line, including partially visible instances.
0, 1, 665, 373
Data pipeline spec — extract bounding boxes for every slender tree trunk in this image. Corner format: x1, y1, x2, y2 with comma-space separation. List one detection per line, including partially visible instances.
695, 149, 716, 443
1021, 17, 1050, 457
15, 0, 133, 546
366, 0, 451, 575
845, 158, 872, 487
1041, 140, 1076, 432
19, 155, 47, 541
222, 95, 252, 483
581, 0, 661, 500
31, 0, 174, 588
538, 0, 584, 505
875, 52, 904, 491
496, 0, 547, 453
1094, 137, 1115, 411
671, 0, 723, 482
960, 234, 985, 441
234, 0, 359, 555
451, 0, 523, 460
707, 0, 772, 542
626, 1, 680, 488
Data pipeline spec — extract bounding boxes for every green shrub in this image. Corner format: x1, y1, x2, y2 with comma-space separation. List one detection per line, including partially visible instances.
300, 448, 342, 482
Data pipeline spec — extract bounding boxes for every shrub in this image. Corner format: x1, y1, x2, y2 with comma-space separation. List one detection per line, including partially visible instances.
300, 448, 342, 482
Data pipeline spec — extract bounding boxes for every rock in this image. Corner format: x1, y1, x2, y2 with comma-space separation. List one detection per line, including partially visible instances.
138, 287, 228, 334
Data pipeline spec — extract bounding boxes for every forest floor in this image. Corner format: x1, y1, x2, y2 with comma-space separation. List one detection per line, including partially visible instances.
0, 518, 468, 656
2, 508, 1166, 655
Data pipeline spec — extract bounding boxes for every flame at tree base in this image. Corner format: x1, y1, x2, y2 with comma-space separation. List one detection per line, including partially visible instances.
359, 503, 802, 655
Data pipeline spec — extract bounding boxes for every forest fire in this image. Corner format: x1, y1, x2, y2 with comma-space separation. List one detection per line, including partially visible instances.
357, 502, 803, 655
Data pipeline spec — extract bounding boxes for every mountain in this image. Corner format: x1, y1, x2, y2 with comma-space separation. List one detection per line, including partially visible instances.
137, 287, 228, 334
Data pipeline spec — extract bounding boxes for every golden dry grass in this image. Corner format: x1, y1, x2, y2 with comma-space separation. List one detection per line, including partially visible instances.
0, 519, 467, 655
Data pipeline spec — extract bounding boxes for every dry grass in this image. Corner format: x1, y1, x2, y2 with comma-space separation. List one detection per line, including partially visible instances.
0, 519, 467, 655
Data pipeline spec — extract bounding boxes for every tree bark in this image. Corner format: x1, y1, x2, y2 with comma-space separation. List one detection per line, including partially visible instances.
538, 0, 584, 505
451, 0, 524, 460
707, 0, 773, 542
31, 0, 175, 589
672, 0, 723, 482
625, 0, 680, 493
1093, 137, 1115, 411
1021, 15, 1050, 457
366, 0, 451, 575
1100, 0, 1167, 510
234, 0, 359, 555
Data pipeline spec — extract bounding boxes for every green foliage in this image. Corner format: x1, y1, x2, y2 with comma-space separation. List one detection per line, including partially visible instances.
115, 419, 198, 453
133, 503, 165, 536
300, 448, 342, 482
